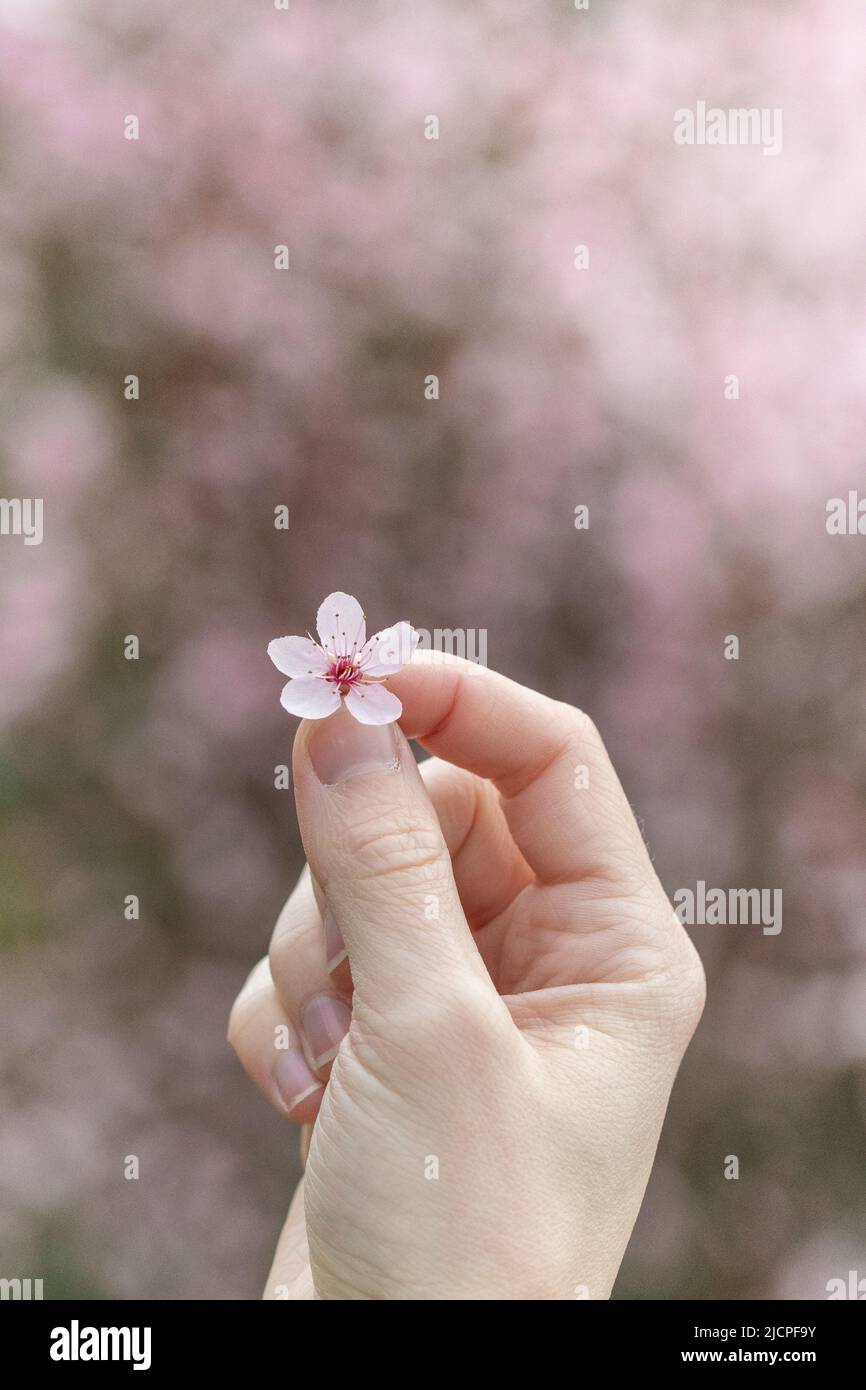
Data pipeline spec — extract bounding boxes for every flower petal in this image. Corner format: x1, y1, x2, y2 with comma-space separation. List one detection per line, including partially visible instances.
279, 677, 341, 719
268, 635, 330, 677
317, 592, 365, 658
359, 622, 419, 676
344, 683, 403, 725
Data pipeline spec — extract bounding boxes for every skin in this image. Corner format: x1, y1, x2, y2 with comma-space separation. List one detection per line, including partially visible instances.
228, 652, 706, 1300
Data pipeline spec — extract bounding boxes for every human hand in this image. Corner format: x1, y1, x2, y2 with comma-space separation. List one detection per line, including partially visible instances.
228, 652, 705, 1300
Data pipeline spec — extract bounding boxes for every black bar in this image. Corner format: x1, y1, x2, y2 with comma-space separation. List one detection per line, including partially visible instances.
1, 1299, 858, 1376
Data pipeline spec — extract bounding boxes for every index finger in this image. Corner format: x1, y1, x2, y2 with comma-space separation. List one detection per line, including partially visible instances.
389, 650, 650, 886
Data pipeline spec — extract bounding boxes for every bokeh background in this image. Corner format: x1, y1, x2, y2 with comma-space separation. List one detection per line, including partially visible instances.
1, 0, 865, 1299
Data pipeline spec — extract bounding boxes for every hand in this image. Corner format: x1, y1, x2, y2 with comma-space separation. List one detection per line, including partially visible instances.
228, 652, 705, 1300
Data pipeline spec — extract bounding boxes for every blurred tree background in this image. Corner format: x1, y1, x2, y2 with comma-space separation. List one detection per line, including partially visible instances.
1, 0, 865, 1297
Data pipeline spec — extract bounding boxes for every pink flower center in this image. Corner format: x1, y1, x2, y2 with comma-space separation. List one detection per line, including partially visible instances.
327, 655, 361, 695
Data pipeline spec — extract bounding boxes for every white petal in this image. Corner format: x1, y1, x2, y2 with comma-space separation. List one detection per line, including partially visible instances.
360, 622, 419, 676
316, 592, 365, 657
344, 683, 403, 725
268, 635, 330, 677
279, 677, 341, 719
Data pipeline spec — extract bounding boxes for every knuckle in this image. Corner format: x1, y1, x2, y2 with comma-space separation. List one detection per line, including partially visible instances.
226, 996, 249, 1052
268, 922, 291, 978
227, 959, 272, 1052
267, 894, 315, 981
553, 702, 607, 770
660, 923, 707, 1038
680, 938, 707, 1025
555, 699, 599, 743
267, 927, 299, 990
342, 814, 447, 885
266, 933, 285, 982
574, 711, 605, 762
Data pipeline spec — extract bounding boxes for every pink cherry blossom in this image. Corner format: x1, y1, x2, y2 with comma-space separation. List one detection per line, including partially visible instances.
267, 591, 419, 725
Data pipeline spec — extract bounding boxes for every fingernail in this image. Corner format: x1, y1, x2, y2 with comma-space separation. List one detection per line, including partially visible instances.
302, 994, 352, 1069
323, 908, 347, 972
273, 1050, 322, 1113
308, 705, 399, 785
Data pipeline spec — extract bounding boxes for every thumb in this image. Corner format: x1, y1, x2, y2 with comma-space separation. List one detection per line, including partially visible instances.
292, 705, 495, 1016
